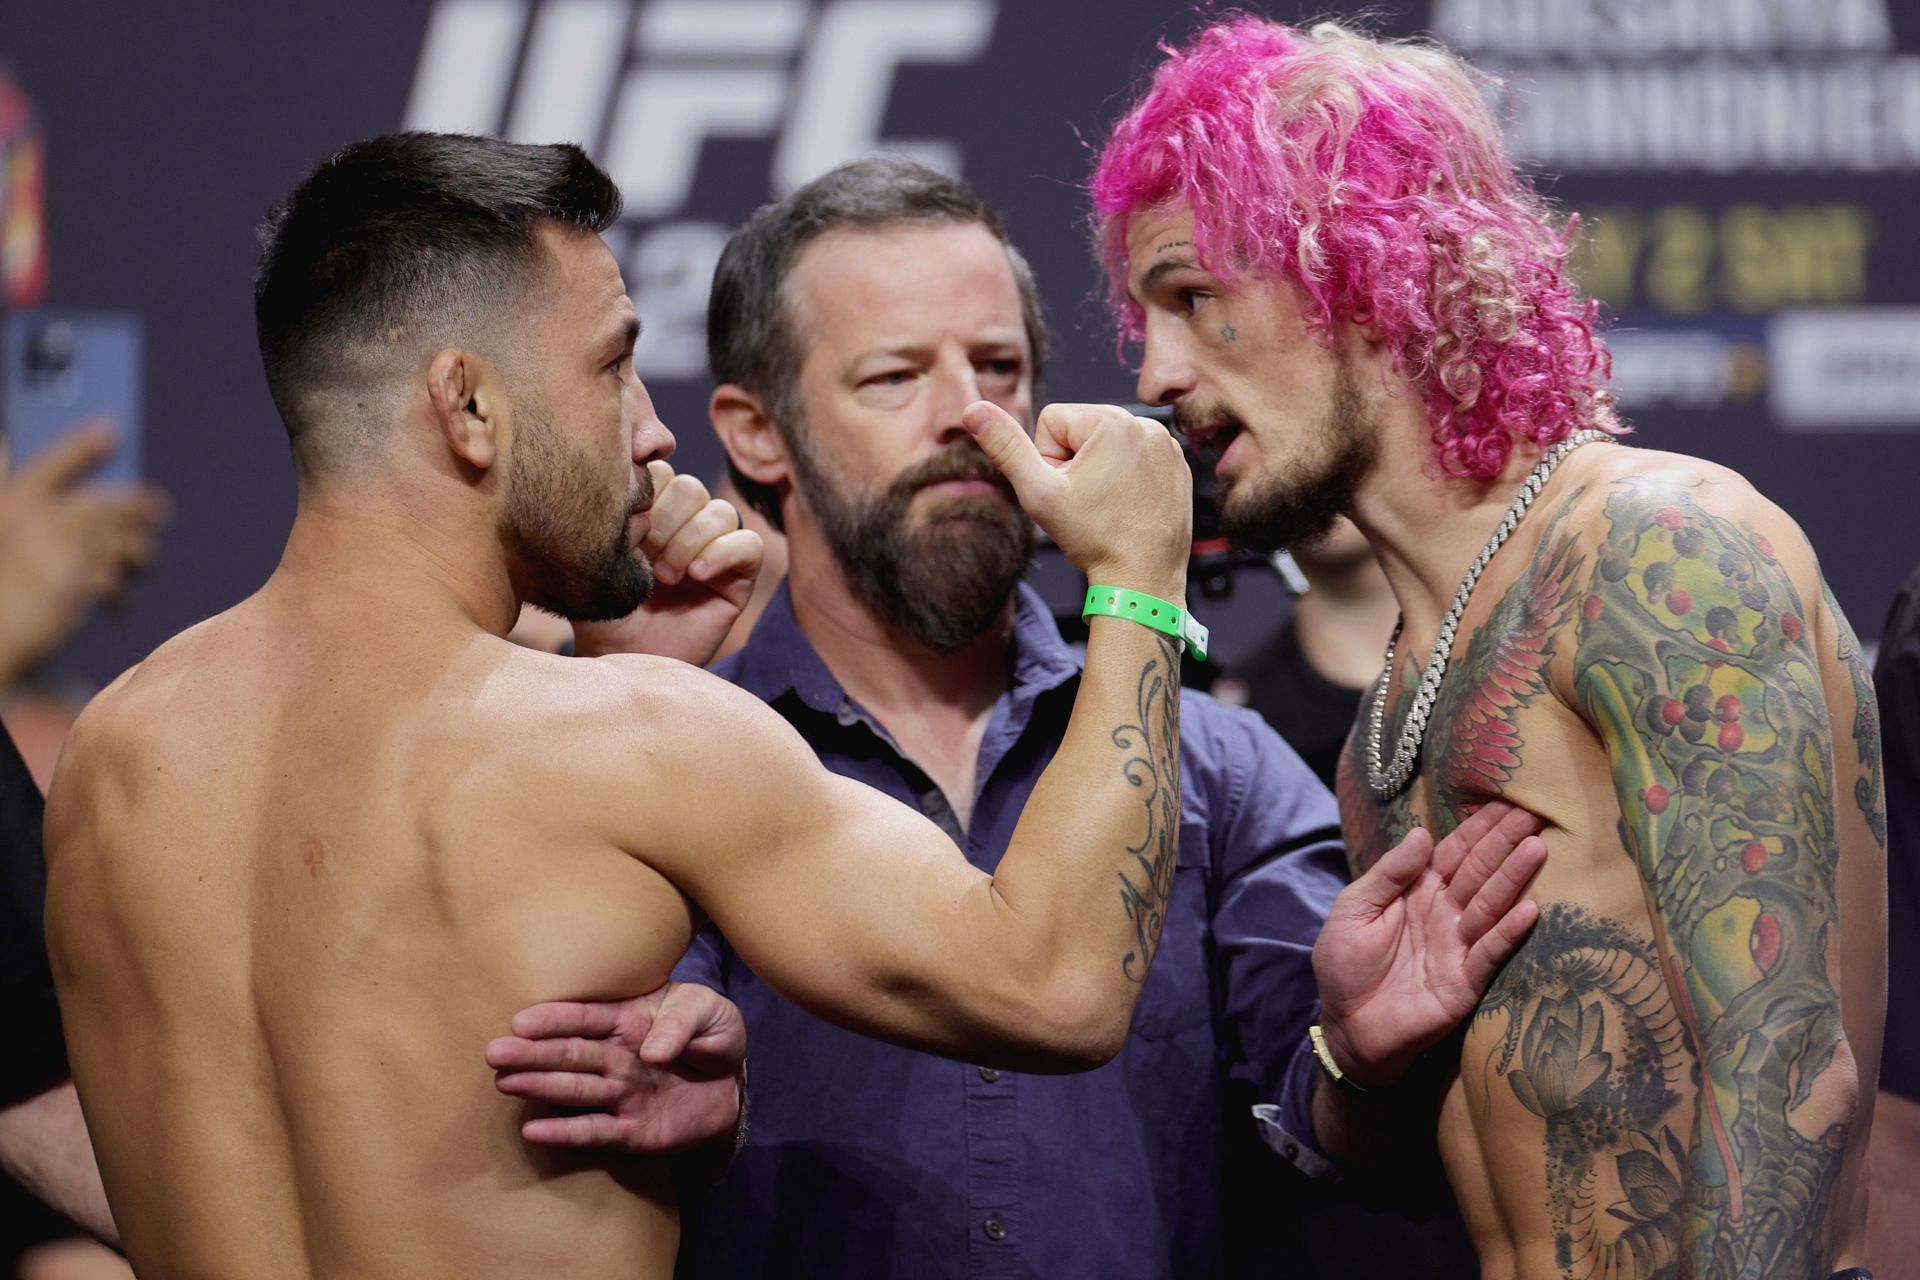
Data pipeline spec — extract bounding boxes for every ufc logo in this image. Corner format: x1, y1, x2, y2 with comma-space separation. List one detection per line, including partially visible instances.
403, 0, 999, 376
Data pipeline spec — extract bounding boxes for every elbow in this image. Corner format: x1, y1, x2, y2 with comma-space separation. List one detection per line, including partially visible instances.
981, 971, 1134, 1074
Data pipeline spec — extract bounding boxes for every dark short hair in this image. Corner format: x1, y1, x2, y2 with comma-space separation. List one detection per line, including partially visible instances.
707, 155, 1048, 529
255, 131, 621, 470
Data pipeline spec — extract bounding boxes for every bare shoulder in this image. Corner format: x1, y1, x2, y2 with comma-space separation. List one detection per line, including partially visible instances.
1572, 445, 1818, 573
550, 652, 828, 800
1562, 443, 1836, 735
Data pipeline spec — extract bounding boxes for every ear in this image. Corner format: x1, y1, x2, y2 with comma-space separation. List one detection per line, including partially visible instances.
709, 383, 790, 489
426, 348, 502, 471
1346, 310, 1387, 349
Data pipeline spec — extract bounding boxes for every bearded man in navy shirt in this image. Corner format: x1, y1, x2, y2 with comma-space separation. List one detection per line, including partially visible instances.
491, 157, 1543, 1279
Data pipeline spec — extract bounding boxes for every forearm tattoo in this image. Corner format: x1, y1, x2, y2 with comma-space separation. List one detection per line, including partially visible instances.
1115, 635, 1182, 983
1574, 481, 1848, 1278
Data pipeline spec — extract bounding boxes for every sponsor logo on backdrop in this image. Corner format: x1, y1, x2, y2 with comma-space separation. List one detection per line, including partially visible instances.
1434, 0, 1918, 428
405, 0, 998, 379
0, 71, 48, 307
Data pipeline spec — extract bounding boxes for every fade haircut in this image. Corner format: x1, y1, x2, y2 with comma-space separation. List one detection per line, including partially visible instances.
707, 155, 1048, 530
1092, 17, 1624, 481
255, 132, 622, 475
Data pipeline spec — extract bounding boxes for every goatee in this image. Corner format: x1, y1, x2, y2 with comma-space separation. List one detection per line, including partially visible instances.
504, 409, 656, 622
1216, 365, 1373, 554
792, 435, 1034, 654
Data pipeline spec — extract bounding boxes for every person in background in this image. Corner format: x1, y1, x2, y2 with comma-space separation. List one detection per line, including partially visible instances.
0, 419, 161, 1278
1241, 516, 1397, 791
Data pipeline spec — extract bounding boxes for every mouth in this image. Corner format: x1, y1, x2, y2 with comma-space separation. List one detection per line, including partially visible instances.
918, 477, 1003, 498
1183, 420, 1245, 463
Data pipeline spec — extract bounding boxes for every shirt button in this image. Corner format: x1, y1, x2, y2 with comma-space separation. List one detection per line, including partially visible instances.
983, 1216, 1007, 1241
835, 705, 859, 726
977, 1066, 1001, 1083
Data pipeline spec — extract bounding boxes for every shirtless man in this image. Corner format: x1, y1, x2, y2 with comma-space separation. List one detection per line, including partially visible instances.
1092, 18, 1886, 1280
41, 133, 1543, 1277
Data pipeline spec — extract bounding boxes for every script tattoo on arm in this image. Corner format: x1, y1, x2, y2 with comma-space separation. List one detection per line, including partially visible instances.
1115, 635, 1182, 982
1573, 480, 1851, 1279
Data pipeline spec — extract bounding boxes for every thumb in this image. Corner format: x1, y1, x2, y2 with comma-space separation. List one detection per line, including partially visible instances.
638, 982, 711, 1063
961, 401, 1053, 505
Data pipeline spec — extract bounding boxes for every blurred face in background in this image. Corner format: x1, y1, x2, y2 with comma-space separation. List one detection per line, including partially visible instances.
777, 221, 1036, 652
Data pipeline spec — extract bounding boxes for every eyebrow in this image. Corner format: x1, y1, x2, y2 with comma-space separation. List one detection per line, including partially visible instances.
604, 316, 641, 352
1132, 256, 1198, 304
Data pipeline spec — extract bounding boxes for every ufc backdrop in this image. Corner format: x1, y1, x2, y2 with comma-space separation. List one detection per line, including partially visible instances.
4, 0, 1918, 687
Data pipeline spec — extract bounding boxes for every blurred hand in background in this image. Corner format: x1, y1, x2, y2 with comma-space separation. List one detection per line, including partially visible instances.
0, 419, 166, 692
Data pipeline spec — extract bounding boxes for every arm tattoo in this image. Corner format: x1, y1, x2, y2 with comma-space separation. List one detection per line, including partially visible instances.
1115, 635, 1182, 983
1436, 496, 1707, 1278
1823, 582, 1886, 851
1574, 480, 1847, 1279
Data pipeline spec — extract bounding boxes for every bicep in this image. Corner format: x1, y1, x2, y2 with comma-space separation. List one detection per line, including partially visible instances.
1572, 482, 1845, 1053
642, 686, 1007, 1048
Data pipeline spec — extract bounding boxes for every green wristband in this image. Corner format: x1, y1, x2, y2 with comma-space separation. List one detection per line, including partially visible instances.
1082, 586, 1209, 662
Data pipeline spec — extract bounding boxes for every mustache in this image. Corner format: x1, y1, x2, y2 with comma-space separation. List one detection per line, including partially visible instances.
892, 444, 1015, 497
1171, 404, 1241, 434
628, 467, 656, 517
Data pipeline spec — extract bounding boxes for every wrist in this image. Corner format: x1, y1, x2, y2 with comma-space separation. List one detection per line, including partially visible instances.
1313, 1017, 1409, 1093
1081, 564, 1187, 605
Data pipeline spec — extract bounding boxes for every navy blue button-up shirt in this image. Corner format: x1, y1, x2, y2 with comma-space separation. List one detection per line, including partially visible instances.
673, 581, 1346, 1279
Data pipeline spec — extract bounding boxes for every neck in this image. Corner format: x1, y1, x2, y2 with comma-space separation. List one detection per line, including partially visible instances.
273, 482, 520, 636
1348, 423, 1554, 639
783, 525, 1012, 725
1292, 553, 1399, 692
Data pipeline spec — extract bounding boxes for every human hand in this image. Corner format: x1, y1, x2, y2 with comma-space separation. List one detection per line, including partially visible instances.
0, 420, 167, 687
571, 461, 762, 666
1312, 801, 1546, 1088
486, 981, 747, 1151
961, 401, 1190, 599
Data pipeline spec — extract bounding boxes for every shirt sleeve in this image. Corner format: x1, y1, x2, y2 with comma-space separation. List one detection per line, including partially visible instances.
1875, 571, 1920, 1100
671, 920, 731, 992
0, 726, 68, 1107
1193, 698, 1347, 1178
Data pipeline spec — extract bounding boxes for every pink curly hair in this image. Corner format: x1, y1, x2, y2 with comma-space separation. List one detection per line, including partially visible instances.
1091, 16, 1623, 479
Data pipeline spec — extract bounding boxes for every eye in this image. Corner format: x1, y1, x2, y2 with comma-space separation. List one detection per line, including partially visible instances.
607, 354, 631, 377
864, 369, 916, 388
1176, 288, 1209, 316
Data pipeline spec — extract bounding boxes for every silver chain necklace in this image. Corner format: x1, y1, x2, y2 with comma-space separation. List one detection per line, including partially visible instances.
1364, 429, 1613, 799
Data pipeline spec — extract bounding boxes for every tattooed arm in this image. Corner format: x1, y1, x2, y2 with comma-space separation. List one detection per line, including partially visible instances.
625, 402, 1190, 1072
1571, 476, 1865, 1278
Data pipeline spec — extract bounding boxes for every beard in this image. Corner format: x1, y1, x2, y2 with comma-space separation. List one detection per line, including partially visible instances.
503, 406, 655, 622
1204, 364, 1375, 555
787, 427, 1034, 655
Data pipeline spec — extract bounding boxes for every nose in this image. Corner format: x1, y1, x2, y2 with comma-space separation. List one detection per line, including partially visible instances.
1135, 325, 1196, 409
933, 358, 988, 445
629, 376, 676, 465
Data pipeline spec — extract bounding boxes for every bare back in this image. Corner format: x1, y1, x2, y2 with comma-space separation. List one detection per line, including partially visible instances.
45, 587, 696, 1278
1337, 448, 1885, 1279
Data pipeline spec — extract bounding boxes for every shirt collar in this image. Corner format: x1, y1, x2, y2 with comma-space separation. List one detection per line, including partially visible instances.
718, 577, 1082, 716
